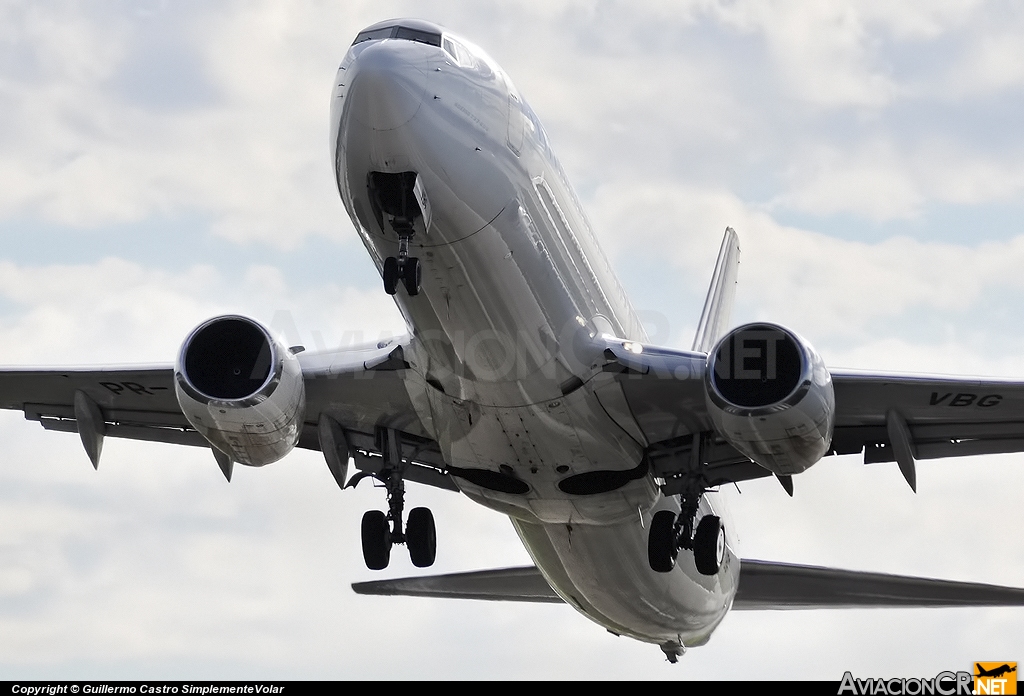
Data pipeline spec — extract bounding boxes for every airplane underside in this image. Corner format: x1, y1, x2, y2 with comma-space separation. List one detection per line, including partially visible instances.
333, 31, 739, 653
4, 18, 1024, 665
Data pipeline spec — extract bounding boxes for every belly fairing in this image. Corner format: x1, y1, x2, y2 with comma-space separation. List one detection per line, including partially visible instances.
513, 493, 738, 645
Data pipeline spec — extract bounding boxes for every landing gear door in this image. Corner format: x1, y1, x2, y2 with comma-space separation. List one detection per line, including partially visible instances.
412, 175, 432, 234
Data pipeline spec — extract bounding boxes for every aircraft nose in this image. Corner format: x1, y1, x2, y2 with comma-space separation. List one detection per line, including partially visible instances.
348, 42, 426, 131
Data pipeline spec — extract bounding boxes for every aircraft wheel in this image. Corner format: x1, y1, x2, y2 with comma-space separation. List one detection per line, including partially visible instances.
403, 257, 421, 296
383, 257, 400, 295
361, 510, 392, 570
693, 515, 725, 576
648, 510, 678, 573
406, 506, 436, 568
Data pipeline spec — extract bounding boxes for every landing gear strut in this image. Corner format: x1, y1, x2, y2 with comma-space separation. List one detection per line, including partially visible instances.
353, 427, 436, 570
382, 231, 421, 296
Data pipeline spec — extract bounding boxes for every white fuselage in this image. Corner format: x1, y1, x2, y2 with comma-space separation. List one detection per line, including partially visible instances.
331, 29, 737, 648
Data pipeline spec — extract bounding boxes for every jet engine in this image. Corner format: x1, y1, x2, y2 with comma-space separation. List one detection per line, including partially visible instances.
704, 322, 834, 476
174, 315, 305, 467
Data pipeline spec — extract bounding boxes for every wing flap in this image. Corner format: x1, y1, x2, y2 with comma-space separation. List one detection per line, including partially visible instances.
36, 417, 207, 447
734, 559, 1024, 609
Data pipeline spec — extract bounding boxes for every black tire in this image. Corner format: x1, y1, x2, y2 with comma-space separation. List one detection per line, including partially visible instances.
403, 257, 421, 296
648, 510, 678, 573
406, 506, 436, 568
361, 510, 391, 570
693, 515, 725, 576
383, 257, 400, 295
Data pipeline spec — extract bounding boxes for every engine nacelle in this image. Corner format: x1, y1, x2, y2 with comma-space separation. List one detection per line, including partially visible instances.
175, 315, 305, 467
704, 322, 834, 476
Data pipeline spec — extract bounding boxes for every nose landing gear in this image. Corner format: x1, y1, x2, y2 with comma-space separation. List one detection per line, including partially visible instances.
369, 171, 425, 297
382, 233, 421, 296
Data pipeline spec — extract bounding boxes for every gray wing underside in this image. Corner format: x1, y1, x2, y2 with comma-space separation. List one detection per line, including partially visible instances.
353, 566, 564, 603
732, 560, 1024, 609
597, 341, 1024, 484
352, 562, 1024, 609
0, 341, 456, 490
829, 369, 1024, 463
7, 337, 1024, 489
0, 364, 200, 445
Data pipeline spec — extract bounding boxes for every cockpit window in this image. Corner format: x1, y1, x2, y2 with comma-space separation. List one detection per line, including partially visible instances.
351, 27, 394, 44
393, 27, 442, 46
443, 37, 473, 67
352, 25, 442, 47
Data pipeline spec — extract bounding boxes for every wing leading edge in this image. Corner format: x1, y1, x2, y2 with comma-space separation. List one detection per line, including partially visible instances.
352, 562, 1024, 609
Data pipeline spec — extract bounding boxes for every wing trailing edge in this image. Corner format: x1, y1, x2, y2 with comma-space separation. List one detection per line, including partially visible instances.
353, 561, 1024, 609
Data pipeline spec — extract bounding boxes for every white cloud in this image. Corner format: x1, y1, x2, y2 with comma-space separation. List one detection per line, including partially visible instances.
1, 0, 1024, 680
590, 179, 1024, 370
0, 258, 405, 364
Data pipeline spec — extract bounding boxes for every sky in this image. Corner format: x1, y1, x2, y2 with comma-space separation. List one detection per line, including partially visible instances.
0, 0, 1023, 681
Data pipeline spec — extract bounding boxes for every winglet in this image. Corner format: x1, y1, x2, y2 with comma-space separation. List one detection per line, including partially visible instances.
691, 227, 740, 353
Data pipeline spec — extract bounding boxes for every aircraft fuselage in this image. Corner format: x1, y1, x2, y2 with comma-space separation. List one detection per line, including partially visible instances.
331, 21, 737, 649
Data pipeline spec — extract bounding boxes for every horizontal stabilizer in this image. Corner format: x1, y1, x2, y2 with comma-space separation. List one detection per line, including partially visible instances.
733, 559, 1024, 609
352, 566, 562, 603
352, 561, 1024, 609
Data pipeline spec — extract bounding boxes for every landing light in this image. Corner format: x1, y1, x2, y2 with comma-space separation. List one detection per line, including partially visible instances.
623, 341, 643, 354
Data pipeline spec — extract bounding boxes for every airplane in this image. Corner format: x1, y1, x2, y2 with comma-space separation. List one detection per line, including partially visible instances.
975, 664, 1017, 679
2, 17, 1024, 664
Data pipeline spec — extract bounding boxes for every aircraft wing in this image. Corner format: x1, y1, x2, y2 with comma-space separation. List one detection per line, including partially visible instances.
732, 559, 1024, 609
828, 369, 1024, 464
0, 339, 455, 489
352, 561, 1024, 608
596, 340, 1024, 486
0, 364, 202, 447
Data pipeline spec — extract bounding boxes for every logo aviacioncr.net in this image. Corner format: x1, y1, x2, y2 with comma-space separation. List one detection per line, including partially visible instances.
974, 662, 1017, 695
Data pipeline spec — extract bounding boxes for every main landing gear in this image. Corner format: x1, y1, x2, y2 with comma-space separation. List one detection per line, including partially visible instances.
648, 484, 725, 577
353, 427, 436, 570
